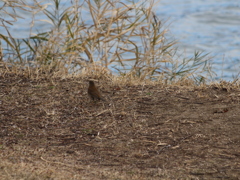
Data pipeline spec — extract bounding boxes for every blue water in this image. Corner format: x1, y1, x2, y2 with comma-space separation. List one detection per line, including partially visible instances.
158, 0, 240, 80
0, 0, 239, 80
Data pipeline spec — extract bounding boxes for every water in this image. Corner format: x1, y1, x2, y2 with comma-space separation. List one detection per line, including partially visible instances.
0, 0, 239, 80
158, 0, 240, 80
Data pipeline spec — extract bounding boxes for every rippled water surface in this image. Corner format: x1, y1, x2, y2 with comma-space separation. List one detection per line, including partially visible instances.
158, 0, 240, 80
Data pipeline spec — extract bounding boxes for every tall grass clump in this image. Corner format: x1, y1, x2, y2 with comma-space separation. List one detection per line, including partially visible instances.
0, 0, 212, 83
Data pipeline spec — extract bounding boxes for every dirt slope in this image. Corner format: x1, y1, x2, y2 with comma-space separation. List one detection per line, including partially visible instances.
1, 73, 240, 179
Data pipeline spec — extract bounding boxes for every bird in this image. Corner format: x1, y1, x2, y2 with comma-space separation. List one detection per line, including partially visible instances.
88, 80, 104, 101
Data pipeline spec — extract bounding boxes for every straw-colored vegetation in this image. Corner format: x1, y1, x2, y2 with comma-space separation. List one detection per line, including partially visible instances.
0, 0, 212, 83
3, 1, 239, 180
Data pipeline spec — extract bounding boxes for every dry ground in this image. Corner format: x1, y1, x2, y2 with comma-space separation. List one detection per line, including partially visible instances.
0, 73, 240, 179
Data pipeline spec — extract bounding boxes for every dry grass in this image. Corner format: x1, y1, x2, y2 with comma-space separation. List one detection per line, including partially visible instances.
0, 1, 238, 179
0, 0, 212, 83
1, 71, 240, 179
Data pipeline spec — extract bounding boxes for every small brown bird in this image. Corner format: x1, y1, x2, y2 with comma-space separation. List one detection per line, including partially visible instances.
88, 80, 104, 101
